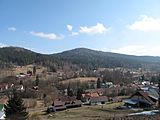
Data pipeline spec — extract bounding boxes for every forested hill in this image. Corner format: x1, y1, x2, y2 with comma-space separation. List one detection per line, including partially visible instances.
54, 48, 160, 69
0, 47, 160, 70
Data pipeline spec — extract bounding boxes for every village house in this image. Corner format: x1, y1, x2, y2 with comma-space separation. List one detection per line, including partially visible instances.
142, 86, 159, 106
0, 83, 25, 92
50, 100, 66, 112
82, 89, 108, 105
101, 82, 113, 88
142, 81, 151, 86
59, 96, 82, 108
16, 73, 26, 78
123, 87, 159, 109
47, 96, 82, 113
89, 96, 108, 105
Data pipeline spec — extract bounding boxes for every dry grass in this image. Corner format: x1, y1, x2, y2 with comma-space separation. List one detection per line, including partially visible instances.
29, 102, 160, 120
24, 99, 37, 108
30, 104, 160, 120
29, 102, 133, 120
60, 77, 98, 84
13, 65, 46, 75
0, 64, 47, 78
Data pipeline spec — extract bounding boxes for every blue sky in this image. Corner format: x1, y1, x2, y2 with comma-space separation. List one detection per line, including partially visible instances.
1, 0, 160, 56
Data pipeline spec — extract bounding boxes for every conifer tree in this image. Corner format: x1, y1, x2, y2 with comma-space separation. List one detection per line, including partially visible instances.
33, 66, 36, 76
4, 89, 28, 120
76, 88, 83, 100
67, 83, 74, 97
97, 78, 101, 88
35, 75, 39, 86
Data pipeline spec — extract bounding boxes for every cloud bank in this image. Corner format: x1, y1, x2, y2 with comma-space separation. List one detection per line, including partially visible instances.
30, 31, 64, 40
128, 15, 160, 31
67, 23, 109, 36
67, 25, 73, 31
0, 43, 9, 48
79, 23, 109, 35
67, 25, 79, 36
111, 45, 160, 56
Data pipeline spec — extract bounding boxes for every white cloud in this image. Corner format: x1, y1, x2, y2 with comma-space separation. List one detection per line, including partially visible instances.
8, 27, 16, 32
0, 43, 9, 48
67, 25, 73, 31
66, 23, 109, 36
67, 25, 79, 36
79, 23, 109, 35
30, 31, 64, 40
71, 32, 79, 36
128, 15, 160, 31
111, 45, 160, 56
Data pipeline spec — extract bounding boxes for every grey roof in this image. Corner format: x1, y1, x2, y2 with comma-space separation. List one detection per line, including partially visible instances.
147, 87, 159, 100
130, 91, 155, 104
123, 99, 137, 105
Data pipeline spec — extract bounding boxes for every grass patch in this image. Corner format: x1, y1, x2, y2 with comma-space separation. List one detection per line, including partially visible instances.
28, 102, 141, 120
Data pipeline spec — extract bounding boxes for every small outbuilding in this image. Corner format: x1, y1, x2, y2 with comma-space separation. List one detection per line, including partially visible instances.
89, 96, 108, 105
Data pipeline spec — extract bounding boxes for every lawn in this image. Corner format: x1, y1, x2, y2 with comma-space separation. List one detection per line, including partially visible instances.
29, 102, 136, 120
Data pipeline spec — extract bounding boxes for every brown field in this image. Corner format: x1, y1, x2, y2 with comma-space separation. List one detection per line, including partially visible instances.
13, 65, 46, 75
28, 102, 160, 120
60, 77, 98, 84
0, 65, 47, 78
28, 102, 134, 120
29, 102, 124, 120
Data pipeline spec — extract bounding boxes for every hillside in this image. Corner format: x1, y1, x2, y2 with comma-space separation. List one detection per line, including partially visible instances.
0, 47, 60, 69
54, 48, 160, 70
0, 47, 38, 66
0, 47, 160, 71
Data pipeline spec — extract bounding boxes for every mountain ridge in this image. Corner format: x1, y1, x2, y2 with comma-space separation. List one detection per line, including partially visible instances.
0, 47, 160, 70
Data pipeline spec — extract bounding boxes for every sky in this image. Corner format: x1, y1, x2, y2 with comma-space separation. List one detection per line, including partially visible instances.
1, 0, 160, 56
